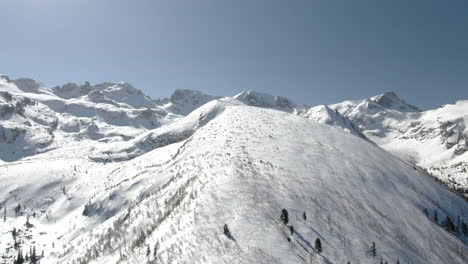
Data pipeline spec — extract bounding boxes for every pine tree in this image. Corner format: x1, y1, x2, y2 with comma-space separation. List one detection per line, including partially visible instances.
303, 211, 307, 221
82, 204, 90, 216
434, 210, 438, 224
397, 258, 400, 264
423, 208, 429, 217
153, 241, 160, 259
280, 209, 289, 225
444, 216, 455, 232
26, 216, 33, 229
14, 249, 24, 264
289, 225, 294, 235
223, 223, 231, 237
31, 246, 37, 264
146, 244, 151, 262
3, 202, 6, 222
12, 228, 17, 240
315, 238, 323, 253
462, 220, 468, 236
14, 203, 21, 218
370, 242, 376, 257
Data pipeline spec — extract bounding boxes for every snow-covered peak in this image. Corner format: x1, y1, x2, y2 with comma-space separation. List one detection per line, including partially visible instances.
0, 76, 178, 161
0, 74, 10, 82
159, 89, 221, 115
53, 81, 154, 108
332, 93, 468, 194
304, 105, 367, 139
11, 78, 54, 95
370, 91, 421, 112
52, 82, 93, 99
94, 98, 241, 161
233, 90, 305, 113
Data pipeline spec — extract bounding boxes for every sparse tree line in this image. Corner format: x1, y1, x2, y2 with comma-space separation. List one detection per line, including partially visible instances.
222, 208, 427, 264
2, 202, 38, 221
2, 179, 466, 264
12, 246, 44, 264
70, 173, 199, 264
423, 207, 468, 238
0, 202, 45, 264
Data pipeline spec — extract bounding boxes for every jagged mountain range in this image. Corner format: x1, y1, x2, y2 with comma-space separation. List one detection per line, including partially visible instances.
0, 75, 466, 264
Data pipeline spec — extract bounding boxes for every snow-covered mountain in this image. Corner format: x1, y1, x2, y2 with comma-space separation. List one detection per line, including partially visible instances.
156, 89, 221, 116
330, 91, 468, 196
0, 75, 467, 264
233, 91, 367, 139
0, 75, 181, 162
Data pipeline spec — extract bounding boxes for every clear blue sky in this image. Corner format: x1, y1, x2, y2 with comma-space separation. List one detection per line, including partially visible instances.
1, 0, 467, 109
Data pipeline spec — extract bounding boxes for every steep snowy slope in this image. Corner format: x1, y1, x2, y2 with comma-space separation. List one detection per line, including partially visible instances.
1, 101, 466, 264
331, 92, 468, 195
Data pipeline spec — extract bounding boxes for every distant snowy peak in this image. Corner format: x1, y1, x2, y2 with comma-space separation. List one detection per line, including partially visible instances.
158, 89, 221, 115
0, 74, 11, 83
0, 75, 178, 161
332, 92, 468, 194
332, 91, 421, 119
53, 81, 154, 108
304, 105, 367, 140
0, 75, 55, 96
370, 91, 421, 112
233, 90, 307, 113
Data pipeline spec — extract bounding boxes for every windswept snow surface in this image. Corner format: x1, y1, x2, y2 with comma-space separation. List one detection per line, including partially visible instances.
1, 100, 466, 264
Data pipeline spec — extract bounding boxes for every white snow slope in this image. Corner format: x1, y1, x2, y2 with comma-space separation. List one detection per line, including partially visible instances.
0, 76, 467, 264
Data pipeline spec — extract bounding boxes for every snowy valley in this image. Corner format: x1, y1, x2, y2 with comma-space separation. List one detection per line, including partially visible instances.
0, 75, 467, 264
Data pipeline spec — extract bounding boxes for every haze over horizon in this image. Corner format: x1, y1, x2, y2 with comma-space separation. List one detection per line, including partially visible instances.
2, 0, 467, 109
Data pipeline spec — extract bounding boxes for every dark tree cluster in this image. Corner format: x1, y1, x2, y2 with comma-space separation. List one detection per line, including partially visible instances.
280, 209, 289, 225
13, 246, 41, 264
315, 238, 322, 253
423, 207, 467, 237
370, 242, 376, 257
223, 223, 232, 238
14, 204, 22, 218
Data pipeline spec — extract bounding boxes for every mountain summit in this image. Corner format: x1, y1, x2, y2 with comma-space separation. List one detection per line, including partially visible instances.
370, 91, 421, 112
